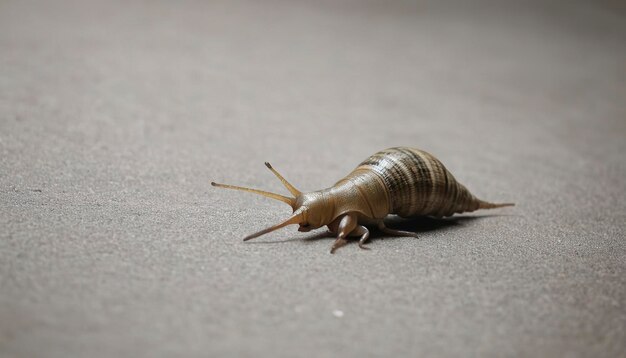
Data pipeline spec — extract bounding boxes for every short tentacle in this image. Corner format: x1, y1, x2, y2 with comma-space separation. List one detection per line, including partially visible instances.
265, 162, 301, 196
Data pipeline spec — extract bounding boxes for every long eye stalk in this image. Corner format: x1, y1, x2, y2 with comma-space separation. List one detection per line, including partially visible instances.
243, 208, 305, 241
212, 162, 306, 241
211, 182, 295, 207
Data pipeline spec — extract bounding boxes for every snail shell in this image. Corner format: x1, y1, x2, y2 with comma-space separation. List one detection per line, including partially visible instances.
338, 147, 498, 218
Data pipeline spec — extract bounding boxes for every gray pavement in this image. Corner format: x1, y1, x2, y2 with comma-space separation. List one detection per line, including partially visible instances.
1, 0, 625, 357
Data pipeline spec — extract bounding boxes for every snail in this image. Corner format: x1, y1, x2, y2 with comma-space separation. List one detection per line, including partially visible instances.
212, 147, 514, 253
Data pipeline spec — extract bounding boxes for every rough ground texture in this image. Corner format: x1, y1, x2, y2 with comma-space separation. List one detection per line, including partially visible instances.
1, 0, 625, 357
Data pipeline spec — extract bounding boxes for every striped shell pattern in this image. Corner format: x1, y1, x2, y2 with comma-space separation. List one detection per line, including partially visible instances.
346, 147, 495, 218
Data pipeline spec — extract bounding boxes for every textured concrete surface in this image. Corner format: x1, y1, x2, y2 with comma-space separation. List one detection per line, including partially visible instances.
1, 0, 625, 357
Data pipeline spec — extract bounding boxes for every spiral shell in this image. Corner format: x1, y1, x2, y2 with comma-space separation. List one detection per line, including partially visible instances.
342, 147, 497, 218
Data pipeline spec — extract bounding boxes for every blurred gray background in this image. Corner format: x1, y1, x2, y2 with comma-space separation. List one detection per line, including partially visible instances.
1, 0, 625, 357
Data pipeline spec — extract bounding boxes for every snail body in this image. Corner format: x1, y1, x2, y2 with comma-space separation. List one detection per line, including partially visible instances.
212, 147, 513, 253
